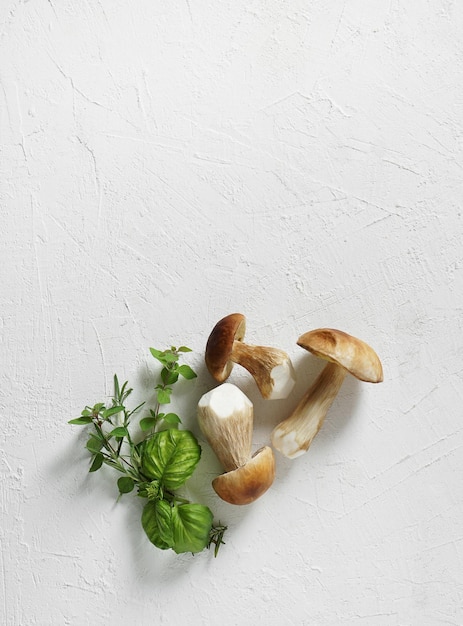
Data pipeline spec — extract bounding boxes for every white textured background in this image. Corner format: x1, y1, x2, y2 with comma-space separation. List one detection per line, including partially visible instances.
1, 1, 462, 624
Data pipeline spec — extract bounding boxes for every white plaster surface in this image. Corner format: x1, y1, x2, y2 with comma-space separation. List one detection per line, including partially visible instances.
1, 1, 462, 624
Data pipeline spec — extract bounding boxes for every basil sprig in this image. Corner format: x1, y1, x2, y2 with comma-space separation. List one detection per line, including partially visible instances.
139, 428, 214, 553
69, 347, 226, 556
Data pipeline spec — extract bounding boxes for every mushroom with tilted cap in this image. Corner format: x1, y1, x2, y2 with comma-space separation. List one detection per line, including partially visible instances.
271, 328, 383, 459
205, 313, 296, 400
197, 383, 275, 505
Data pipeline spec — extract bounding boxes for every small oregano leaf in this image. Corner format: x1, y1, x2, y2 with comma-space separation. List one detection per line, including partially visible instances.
163, 413, 181, 426
162, 352, 179, 364
103, 406, 125, 419
177, 364, 197, 380
68, 416, 93, 425
149, 348, 166, 364
117, 476, 135, 494
139, 417, 157, 432
86, 436, 104, 454
89, 453, 104, 472
109, 427, 128, 438
161, 368, 179, 385
156, 387, 172, 405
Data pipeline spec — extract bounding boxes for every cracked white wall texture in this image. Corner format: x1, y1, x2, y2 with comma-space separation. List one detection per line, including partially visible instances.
1, 1, 462, 624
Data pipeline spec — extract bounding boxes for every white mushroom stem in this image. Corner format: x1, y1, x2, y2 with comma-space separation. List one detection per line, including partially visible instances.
271, 362, 347, 459
197, 383, 253, 472
229, 341, 296, 400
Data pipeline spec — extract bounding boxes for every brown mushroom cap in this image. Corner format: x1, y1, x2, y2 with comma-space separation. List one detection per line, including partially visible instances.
297, 328, 383, 383
212, 446, 275, 505
205, 313, 246, 382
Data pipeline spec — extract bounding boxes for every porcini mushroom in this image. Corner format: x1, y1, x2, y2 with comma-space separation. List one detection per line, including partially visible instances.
271, 328, 383, 459
205, 313, 296, 400
198, 383, 275, 505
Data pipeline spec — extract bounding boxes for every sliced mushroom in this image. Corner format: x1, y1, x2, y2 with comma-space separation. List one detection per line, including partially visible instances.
198, 383, 275, 504
271, 328, 383, 459
205, 313, 296, 400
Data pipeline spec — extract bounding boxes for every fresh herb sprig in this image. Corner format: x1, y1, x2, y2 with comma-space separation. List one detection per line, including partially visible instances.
69, 347, 226, 556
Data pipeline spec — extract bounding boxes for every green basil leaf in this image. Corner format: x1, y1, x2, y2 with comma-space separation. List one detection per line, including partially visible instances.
117, 476, 135, 494
177, 365, 197, 380
171, 504, 213, 554
177, 346, 192, 353
141, 500, 174, 550
141, 429, 201, 490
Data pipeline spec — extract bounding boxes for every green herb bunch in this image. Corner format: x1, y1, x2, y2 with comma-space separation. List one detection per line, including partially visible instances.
69, 347, 226, 556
